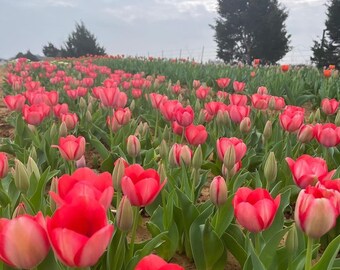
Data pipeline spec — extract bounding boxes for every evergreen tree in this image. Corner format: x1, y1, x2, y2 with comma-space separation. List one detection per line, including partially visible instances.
15, 50, 39, 61
311, 0, 340, 68
212, 0, 290, 64
42, 42, 61, 57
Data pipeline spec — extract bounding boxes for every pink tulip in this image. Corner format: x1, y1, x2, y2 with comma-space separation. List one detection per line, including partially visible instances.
53, 135, 86, 161
22, 103, 50, 125
314, 123, 340, 147
114, 107, 131, 125
50, 167, 114, 210
195, 86, 210, 100
257, 86, 268, 95
122, 164, 166, 206
251, 94, 270, 110
3, 94, 26, 112
233, 81, 246, 92
149, 93, 168, 109
135, 254, 184, 270
61, 112, 78, 130
185, 124, 208, 146
0, 153, 8, 179
279, 105, 305, 132
297, 124, 314, 143
0, 212, 50, 269
160, 100, 181, 121
53, 103, 69, 118
321, 98, 339, 115
174, 105, 194, 127
285, 154, 335, 188
295, 186, 339, 238
229, 105, 251, 123
46, 197, 114, 267
171, 143, 192, 166
229, 94, 248, 106
216, 137, 247, 163
216, 77, 231, 89
233, 187, 280, 233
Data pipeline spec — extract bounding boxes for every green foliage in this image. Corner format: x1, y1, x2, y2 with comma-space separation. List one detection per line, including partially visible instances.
212, 0, 291, 64
311, 0, 340, 68
14, 50, 39, 61
42, 42, 61, 57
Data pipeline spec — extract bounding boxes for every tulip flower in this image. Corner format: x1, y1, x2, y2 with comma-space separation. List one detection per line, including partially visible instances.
160, 100, 181, 121
314, 123, 340, 147
297, 124, 314, 143
195, 86, 210, 100
174, 105, 194, 127
3, 94, 26, 112
216, 91, 228, 100
171, 120, 184, 136
210, 176, 228, 206
149, 93, 168, 109
50, 167, 113, 210
268, 96, 286, 111
232, 187, 280, 233
0, 212, 50, 269
53, 103, 69, 118
114, 107, 131, 125
321, 98, 339, 115
233, 81, 246, 92
135, 254, 184, 270
295, 186, 339, 239
216, 77, 231, 89
127, 135, 141, 158
0, 153, 8, 179
121, 164, 166, 206
170, 143, 192, 167
22, 103, 50, 125
185, 124, 208, 146
279, 105, 305, 132
251, 94, 270, 110
257, 86, 268, 95
61, 112, 78, 130
229, 94, 248, 106
52, 135, 86, 161
204, 101, 226, 116
229, 105, 251, 123
46, 197, 114, 267
216, 137, 247, 163
281, 64, 289, 72
98, 87, 119, 107
285, 154, 335, 188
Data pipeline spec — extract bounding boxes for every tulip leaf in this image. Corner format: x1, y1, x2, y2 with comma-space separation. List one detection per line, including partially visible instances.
88, 133, 109, 159
106, 230, 126, 270
311, 234, 340, 270
223, 228, 247, 267
248, 236, 266, 270
0, 189, 10, 207
211, 195, 234, 238
287, 244, 320, 270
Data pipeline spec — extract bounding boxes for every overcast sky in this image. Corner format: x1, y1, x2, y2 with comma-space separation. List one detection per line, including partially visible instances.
0, 0, 327, 64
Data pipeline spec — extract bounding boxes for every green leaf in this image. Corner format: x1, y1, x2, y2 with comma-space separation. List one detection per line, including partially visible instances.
312, 234, 340, 270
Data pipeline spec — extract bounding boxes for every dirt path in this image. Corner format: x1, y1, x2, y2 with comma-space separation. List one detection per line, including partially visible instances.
0, 67, 14, 138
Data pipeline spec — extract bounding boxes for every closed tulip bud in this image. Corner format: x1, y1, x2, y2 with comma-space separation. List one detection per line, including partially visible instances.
142, 122, 149, 136
0, 153, 9, 179
127, 135, 141, 158
130, 100, 135, 111
12, 202, 27, 218
195, 99, 201, 112
86, 110, 92, 122
264, 152, 277, 183
76, 155, 86, 168
210, 176, 228, 207
50, 123, 57, 140
335, 110, 340, 126
79, 97, 87, 111
49, 177, 58, 212
112, 158, 125, 191
157, 162, 167, 183
87, 102, 93, 114
223, 146, 236, 171
314, 108, 321, 122
263, 120, 272, 142
59, 122, 68, 137
162, 125, 171, 141
159, 140, 169, 161
239, 117, 251, 133
285, 224, 299, 255
135, 122, 144, 136
308, 112, 315, 124
192, 145, 203, 170
116, 196, 134, 232
13, 159, 30, 193
169, 144, 192, 167
297, 124, 314, 143
198, 109, 206, 124
27, 156, 40, 179
268, 96, 276, 110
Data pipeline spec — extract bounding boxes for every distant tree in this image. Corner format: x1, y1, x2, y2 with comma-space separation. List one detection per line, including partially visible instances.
212, 0, 290, 64
43, 42, 61, 57
15, 50, 39, 61
311, 0, 340, 68
42, 21, 106, 58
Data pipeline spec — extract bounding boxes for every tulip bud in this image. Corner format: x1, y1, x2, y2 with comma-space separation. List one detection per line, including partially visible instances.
198, 109, 206, 124
162, 125, 171, 141
159, 140, 168, 161
157, 162, 167, 183
142, 122, 149, 136
127, 135, 141, 158
116, 196, 134, 232
268, 96, 276, 110
263, 120, 272, 142
59, 122, 68, 137
194, 99, 201, 112
314, 108, 321, 122
239, 117, 251, 133
29, 146, 37, 161
178, 94, 184, 103
26, 156, 40, 179
49, 177, 58, 212
76, 155, 86, 168
86, 110, 92, 122
13, 159, 30, 193
87, 102, 93, 114
192, 145, 203, 170
12, 202, 27, 218
286, 224, 299, 255
50, 123, 57, 140
112, 158, 125, 191
223, 146, 236, 171
130, 100, 135, 111
297, 125, 314, 143
264, 152, 277, 184
135, 122, 143, 136
79, 97, 87, 111
335, 110, 340, 126
308, 112, 314, 124
210, 176, 228, 207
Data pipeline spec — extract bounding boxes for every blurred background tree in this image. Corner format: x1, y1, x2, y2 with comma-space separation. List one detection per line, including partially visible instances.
311, 0, 340, 68
212, 0, 291, 64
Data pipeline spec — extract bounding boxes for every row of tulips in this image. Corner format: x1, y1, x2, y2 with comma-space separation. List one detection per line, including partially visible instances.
0, 57, 339, 270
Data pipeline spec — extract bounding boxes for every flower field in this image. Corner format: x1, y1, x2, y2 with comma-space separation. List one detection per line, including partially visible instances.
0, 56, 339, 270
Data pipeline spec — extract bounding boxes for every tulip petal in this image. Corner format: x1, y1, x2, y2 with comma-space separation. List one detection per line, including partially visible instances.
99, 187, 114, 210
135, 254, 167, 270
254, 199, 277, 228
122, 176, 140, 206
74, 225, 114, 267
234, 202, 263, 233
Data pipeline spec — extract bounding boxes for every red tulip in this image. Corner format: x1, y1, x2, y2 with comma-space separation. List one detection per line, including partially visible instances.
216, 77, 231, 89
257, 86, 268, 95
0, 212, 50, 269
216, 91, 228, 100
3, 94, 26, 112
185, 124, 208, 146
314, 123, 340, 147
0, 153, 9, 179
204, 101, 225, 116
132, 88, 143, 99
216, 137, 247, 163
195, 86, 210, 100
121, 164, 166, 206
61, 113, 78, 130
174, 105, 194, 127
232, 187, 280, 233
324, 69, 332, 78
171, 143, 192, 166
229, 94, 248, 106
285, 154, 335, 188
233, 81, 246, 92
229, 105, 250, 123
297, 124, 314, 143
149, 93, 168, 109
321, 98, 339, 115
171, 84, 181, 94
269, 96, 285, 110
171, 120, 184, 136
53, 135, 86, 161
98, 87, 119, 107
22, 103, 50, 125
281, 64, 289, 72
50, 167, 114, 210
53, 103, 69, 118
279, 105, 305, 132
160, 100, 181, 121
44, 91, 59, 106
135, 254, 184, 270
114, 107, 131, 125
251, 94, 270, 110
46, 197, 114, 267
295, 186, 339, 238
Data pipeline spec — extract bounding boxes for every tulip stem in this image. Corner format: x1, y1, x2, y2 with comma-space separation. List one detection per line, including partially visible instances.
305, 236, 313, 270
154, 112, 159, 139
129, 207, 140, 259
255, 233, 262, 255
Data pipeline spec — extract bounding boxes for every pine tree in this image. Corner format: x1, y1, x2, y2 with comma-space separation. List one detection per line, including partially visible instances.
212, 0, 290, 64
42, 42, 61, 57
311, 0, 340, 68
